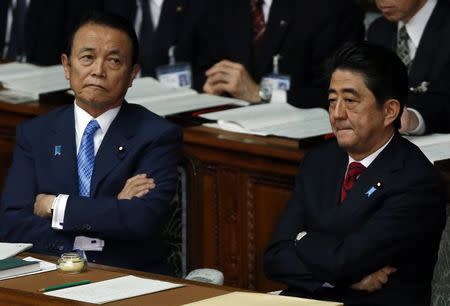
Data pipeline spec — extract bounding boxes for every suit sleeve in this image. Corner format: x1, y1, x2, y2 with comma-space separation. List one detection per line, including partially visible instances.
263, 158, 324, 292
61, 125, 182, 241
293, 171, 445, 285
288, 2, 364, 109
0, 124, 74, 255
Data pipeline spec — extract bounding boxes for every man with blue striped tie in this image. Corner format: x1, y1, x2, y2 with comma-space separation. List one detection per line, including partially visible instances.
0, 11, 182, 275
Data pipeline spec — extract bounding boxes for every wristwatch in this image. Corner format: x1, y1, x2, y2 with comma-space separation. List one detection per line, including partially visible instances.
258, 85, 272, 103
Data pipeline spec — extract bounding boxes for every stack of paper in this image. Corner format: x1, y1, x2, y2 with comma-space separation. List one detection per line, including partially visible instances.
125, 77, 248, 116
0, 257, 40, 280
182, 292, 343, 306
405, 134, 450, 163
0, 63, 70, 100
201, 103, 332, 139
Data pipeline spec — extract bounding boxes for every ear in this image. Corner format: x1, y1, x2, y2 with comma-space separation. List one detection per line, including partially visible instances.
61, 54, 71, 80
128, 64, 140, 87
383, 98, 401, 127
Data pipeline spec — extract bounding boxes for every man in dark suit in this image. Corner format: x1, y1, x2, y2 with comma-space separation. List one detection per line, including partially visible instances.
103, 0, 203, 77
367, 0, 450, 134
193, 0, 364, 108
0, 11, 182, 274
264, 42, 445, 305
1, 0, 102, 65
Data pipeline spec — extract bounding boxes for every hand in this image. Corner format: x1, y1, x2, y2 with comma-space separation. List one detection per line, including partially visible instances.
399, 106, 419, 133
203, 60, 261, 102
33, 194, 55, 218
117, 173, 155, 200
351, 266, 397, 292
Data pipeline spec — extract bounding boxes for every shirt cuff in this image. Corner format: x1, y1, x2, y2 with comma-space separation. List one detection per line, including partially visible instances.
406, 108, 426, 135
51, 194, 69, 230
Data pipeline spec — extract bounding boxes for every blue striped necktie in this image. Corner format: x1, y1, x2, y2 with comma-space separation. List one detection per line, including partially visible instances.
77, 120, 100, 197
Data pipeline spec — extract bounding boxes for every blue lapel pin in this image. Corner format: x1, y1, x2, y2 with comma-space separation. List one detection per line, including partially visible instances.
54, 145, 62, 156
365, 181, 383, 198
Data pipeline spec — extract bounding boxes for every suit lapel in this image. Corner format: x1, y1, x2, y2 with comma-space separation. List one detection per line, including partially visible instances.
90, 103, 135, 196
48, 105, 78, 195
338, 134, 404, 221
409, 0, 448, 85
254, 0, 293, 79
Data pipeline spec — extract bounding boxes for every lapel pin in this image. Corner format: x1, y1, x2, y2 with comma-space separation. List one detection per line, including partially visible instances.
365, 181, 383, 198
117, 145, 125, 153
176, 5, 183, 12
280, 20, 287, 27
54, 145, 62, 156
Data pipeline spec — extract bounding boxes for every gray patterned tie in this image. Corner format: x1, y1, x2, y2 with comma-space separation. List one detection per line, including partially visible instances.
397, 26, 411, 69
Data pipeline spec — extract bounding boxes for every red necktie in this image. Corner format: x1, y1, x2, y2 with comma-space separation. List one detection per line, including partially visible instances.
251, 0, 265, 44
340, 162, 366, 203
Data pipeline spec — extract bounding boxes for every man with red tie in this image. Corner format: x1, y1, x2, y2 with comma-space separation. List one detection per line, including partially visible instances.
264, 42, 445, 305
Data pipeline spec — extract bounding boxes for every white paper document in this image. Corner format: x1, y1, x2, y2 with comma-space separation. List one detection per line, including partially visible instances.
125, 77, 248, 116
0, 256, 56, 281
0, 243, 33, 260
405, 134, 450, 163
45, 275, 184, 304
182, 292, 343, 306
201, 103, 332, 139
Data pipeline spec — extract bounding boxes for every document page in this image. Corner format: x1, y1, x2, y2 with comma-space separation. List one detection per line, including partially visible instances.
182, 292, 343, 306
201, 103, 331, 139
45, 275, 184, 304
0, 243, 33, 260
405, 134, 450, 163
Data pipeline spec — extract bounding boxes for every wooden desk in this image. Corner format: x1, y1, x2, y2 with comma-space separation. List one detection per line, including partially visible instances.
0, 253, 233, 306
183, 126, 316, 292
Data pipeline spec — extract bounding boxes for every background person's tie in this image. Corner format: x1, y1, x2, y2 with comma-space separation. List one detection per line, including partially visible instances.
397, 26, 411, 69
77, 120, 100, 197
251, 0, 266, 44
340, 162, 366, 203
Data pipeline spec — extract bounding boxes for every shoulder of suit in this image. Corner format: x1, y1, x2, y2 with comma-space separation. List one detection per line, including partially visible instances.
19, 104, 72, 130
122, 102, 182, 133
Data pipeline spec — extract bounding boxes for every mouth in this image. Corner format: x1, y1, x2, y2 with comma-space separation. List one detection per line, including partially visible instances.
84, 84, 107, 90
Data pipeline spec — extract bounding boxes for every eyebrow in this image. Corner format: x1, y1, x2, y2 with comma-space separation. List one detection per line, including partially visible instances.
78, 47, 95, 54
328, 88, 360, 98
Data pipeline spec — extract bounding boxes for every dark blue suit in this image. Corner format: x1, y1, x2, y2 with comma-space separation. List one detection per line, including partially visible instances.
264, 133, 445, 305
0, 102, 182, 274
367, 0, 450, 134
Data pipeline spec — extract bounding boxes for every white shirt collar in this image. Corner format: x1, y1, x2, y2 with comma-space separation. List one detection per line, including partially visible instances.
398, 0, 437, 48
74, 101, 121, 145
348, 133, 395, 169
152, 0, 163, 7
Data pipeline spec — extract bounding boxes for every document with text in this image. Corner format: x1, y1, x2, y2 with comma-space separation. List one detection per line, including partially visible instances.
45, 275, 184, 304
201, 103, 332, 139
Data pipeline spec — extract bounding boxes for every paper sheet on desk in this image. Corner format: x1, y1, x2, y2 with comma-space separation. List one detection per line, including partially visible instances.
45, 275, 184, 304
405, 134, 450, 163
182, 292, 343, 306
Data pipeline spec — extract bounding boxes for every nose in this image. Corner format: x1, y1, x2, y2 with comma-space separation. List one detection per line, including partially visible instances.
332, 99, 347, 119
92, 59, 106, 78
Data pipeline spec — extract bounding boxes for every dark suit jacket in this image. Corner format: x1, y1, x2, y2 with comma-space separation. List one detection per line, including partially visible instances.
0, 102, 182, 274
367, 0, 450, 134
264, 133, 445, 305
103, 0, 203, 77
0, 0, 102, 65
191, 0, 364, 109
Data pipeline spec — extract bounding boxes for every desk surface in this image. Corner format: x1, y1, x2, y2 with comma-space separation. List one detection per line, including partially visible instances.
0, 254, 233, 306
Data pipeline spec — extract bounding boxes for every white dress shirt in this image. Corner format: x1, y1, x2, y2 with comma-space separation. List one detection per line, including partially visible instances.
398, 0, 437, 135
52, 102, 121, 252
134, 0, 164, 34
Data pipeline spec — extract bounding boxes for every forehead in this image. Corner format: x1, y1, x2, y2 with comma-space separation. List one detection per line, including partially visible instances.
71, 23, 132, 55
330, 69, 369, 92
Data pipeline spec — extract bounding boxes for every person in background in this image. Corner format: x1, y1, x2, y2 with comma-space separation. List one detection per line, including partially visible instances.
368, 0, 450, 134
191, 0, 364, 108
0, 0, 102, 65
0, 11, 182, 275
264, 42, 445, 305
